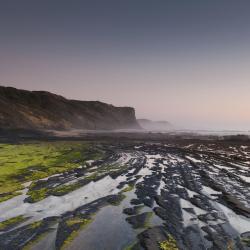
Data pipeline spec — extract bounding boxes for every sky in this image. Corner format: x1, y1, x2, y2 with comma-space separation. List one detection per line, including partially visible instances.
1, 0, 250, 130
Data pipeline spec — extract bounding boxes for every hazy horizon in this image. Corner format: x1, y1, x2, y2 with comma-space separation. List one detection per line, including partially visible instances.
1, 1, 250, 131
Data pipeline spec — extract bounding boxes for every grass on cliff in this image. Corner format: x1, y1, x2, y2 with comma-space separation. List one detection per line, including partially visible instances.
0, 141, 103, 202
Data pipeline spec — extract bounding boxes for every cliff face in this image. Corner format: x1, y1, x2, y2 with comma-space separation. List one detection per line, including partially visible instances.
0, 86, 140, 130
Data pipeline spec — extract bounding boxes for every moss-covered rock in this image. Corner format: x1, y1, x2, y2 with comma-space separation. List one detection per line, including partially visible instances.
0, 216, 26, 231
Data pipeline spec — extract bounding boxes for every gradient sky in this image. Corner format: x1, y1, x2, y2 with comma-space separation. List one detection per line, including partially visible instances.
1, 1, 250, 130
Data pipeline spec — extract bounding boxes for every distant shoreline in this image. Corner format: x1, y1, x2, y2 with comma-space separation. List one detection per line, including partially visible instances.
1, 128, 249, 143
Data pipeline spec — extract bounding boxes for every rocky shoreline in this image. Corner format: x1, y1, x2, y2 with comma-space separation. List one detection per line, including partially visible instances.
0, 139, 249, 249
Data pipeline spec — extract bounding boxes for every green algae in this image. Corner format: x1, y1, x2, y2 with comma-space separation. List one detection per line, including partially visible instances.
26, 187, 49, 203
0, 215, 26, 231
159, 235, 178, 250
0, 141, 104, 203
121, 184, 135, 193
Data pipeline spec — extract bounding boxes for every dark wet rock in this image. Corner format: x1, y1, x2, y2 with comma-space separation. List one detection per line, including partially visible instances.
127, 179, 138, 186
134, 174, 143, 180
182, 225, 208, 250
123, 207, 136, 216
137, 226, 168, 250
135, 175, 160, 209
223, 193, 250, 218
183, 207, 196, 215
241, 232, 250, 238
155, 194, 182, 218
190, 196, 212, 212
106, 193, 126, 206
123, 205, 143, 216
74, 195, 123, 216
126, 212, 153, 229
0, 217, 31, 233
198, 213, 217, 223
109, 168, 129, 179
55, 222, 73, 249
43, 216, 61, 223
136, 184, 157, 198
154, 206, 183, 238
24, 195, 35, 203
0, 219, 55, 250
142, 197, 154, 207
202, 225, 241, 250
116, 181, 127, 189
131, 198, 143, 205
241, 232, 250, 247
176, 187, 190, 200
126, 176, 133, 181
153, 207, 168, 221
55, 215, 91, 250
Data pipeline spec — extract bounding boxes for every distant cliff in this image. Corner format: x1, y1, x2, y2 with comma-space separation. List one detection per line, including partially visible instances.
0, 86, 140, 130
